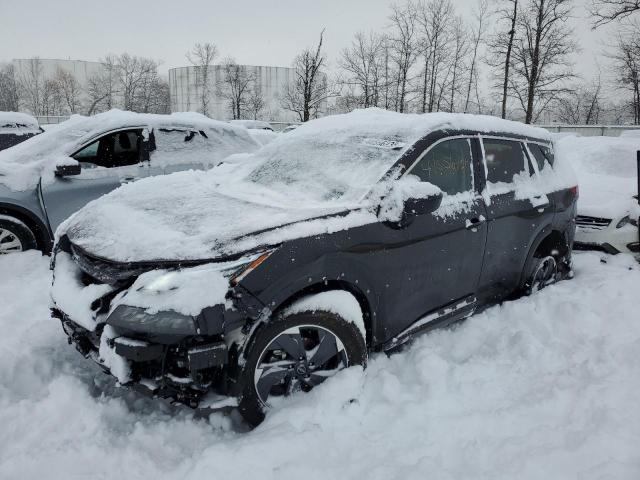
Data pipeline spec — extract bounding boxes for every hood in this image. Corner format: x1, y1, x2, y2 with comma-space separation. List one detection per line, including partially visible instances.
555, 135, 639, 219
59, 165, 375, 264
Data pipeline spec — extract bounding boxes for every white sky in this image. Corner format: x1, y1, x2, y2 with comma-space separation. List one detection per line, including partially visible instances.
0, 0, 620, 86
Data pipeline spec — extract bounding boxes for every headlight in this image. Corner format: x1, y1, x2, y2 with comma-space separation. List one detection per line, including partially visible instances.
229, 250, 274, 285
107, 305, 197, 335
616, 216, 632, 228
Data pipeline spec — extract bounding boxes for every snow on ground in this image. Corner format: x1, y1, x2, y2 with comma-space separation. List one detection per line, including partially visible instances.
1, 250, 639, 479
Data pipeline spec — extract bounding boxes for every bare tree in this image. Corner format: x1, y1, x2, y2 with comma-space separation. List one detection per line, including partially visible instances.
610, 24, 640, 123
555, 75, 603, 124
388, 3, 419, 112
487, 0, 519, 118
246, 81, 266, 120
16, 57, 44, 115
86, 55, 119, 115
339, 31, 386, 108
592, 0, 640, 27
281, 30, 330, 121
53, 67, 82, 114
509, 0, 577, 123
0, 63, 19, 111
448, 17, 469, 112
218, 58, 256, 119
114, 53, 159, 111
464, 0, 489, 112
186, 42, 218, 115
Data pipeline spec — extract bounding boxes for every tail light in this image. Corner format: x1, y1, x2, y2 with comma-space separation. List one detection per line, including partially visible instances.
569, 185, 579, 198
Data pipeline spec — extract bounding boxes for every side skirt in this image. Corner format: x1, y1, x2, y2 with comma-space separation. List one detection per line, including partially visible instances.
383, 295, 476, 351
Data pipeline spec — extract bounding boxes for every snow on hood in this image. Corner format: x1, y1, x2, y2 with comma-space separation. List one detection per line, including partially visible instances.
58, 108, 551, 263
0, 111, 40, 134
556, 135, 640, 219
0, 109, 256, 191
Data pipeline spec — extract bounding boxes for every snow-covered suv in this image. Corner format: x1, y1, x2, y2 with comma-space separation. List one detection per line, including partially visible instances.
51, 109, 578, 426
0, 110, 258, 254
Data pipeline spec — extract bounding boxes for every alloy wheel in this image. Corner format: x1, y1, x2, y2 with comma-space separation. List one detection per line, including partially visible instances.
0, 227, 23, 254
253, 325, 349, 406
530, 255, 557, 292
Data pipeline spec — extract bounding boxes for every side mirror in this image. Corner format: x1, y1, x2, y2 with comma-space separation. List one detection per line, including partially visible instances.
377, 177, 443, 226
403, 192, 443, 216
55, 163, 81, 177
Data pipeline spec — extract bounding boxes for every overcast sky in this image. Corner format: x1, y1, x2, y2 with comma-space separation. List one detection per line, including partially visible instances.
0, 0, 618, 83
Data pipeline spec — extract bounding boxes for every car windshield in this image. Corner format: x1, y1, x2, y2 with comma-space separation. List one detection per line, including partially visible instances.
241, 123, 409, 206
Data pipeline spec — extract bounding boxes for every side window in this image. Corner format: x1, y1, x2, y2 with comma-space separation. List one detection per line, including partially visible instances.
483, 139, 527, 184
528, 143, 554, 171
73, 129, 143, 169
410, 138, 474, 196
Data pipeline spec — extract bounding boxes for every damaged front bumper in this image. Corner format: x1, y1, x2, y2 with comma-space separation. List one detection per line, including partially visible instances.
52, 305, 244, 409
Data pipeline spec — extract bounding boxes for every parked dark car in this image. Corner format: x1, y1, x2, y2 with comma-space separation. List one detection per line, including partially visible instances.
50, 109, 578, 426
0, 112, 42, 151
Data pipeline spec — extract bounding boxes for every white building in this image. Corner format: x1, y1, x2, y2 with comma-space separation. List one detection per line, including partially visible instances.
168, 65, 299, 122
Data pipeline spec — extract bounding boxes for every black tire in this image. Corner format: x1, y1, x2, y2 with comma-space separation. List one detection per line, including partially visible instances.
0, 216, 37, 254
237, 310, 367, 427
523, 253, 558, 295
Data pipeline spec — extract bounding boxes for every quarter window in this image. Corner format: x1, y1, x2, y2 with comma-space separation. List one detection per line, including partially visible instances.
528, 143, 554, 171
483, 139, 527, 184
410, 138, 474, 195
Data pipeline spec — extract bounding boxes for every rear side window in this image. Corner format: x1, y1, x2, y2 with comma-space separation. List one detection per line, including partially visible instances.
528, 143, 554, 171
483, 139, 527, 184
410, 138, 474, 195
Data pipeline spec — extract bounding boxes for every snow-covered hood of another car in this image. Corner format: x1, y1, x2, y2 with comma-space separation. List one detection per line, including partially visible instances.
58, 165, 377, 263
555, 135, 640, 219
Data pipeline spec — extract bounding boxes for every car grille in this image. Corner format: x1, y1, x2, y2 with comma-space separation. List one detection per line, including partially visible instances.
576, 215, 611, 230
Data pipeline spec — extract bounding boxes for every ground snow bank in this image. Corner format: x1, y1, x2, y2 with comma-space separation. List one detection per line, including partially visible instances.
1, 251, 639, 479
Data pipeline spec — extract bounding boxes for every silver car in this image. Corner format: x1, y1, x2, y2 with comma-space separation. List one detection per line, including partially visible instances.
0, 111, 259, 254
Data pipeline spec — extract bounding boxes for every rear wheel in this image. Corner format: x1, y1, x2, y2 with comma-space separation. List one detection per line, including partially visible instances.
524, 254, 558, 294
238, 311, 366, 427
0, 216, 37, 254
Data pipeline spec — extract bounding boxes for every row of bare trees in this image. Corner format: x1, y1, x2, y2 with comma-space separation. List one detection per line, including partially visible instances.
333, 0, 579, 123
0, 54, 170, 117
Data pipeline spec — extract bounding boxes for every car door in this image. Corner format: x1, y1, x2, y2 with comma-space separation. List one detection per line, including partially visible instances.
40, 128, 150, 232
376, 136, 488, 343
477, 137, 554, 302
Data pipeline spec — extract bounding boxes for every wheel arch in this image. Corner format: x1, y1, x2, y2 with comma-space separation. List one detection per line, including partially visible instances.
266, 280, 375, 349
0, 203, 52, 253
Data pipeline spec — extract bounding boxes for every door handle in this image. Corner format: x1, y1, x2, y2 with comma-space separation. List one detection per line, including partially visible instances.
465, 216, 486, 231
122, 176, 136, 183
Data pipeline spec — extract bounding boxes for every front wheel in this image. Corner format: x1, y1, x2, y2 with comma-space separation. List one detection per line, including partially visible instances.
0, 216, 37, 254
237, 311, 366, 427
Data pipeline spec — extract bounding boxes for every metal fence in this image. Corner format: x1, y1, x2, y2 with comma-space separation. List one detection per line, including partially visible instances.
537, 124, 640, 137
35, 115, 70, 125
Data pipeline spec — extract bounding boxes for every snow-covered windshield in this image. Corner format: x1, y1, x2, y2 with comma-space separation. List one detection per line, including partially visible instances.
232, 108, 553, 206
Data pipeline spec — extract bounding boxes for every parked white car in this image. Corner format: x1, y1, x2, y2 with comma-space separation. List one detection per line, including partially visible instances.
556, 135, 639, 255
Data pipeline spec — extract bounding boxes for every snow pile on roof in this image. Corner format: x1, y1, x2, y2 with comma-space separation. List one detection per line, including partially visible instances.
0, 111, 40, 134
3, 251, 640, 478
246, 128, 278, 146
59, 108, 554, 262
556, 135, 639, 218
0, 109, 256, 191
